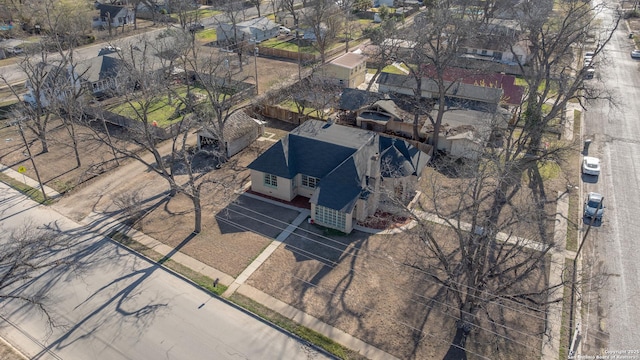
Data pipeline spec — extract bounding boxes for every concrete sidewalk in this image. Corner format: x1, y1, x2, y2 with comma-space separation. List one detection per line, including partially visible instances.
1, 156, 573, 360
0, 164, 61, 199
0, 164, 399, 359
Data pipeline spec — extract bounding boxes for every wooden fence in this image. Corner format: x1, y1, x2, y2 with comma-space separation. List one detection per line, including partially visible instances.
256, 104, 327, 124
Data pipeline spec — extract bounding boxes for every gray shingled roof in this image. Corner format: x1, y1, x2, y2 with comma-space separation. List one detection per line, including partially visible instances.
96, 4, 127, 19
379, 136, 429, 178
377, 72, 503, 104
338, 88, 385, 111
247, 121, 372, 180
248, 121, 430, 212
76, 55, 123, 83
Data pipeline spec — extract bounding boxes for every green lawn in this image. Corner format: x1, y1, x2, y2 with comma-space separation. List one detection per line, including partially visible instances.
381, 63, 409, 75
196, 28, 217, 42
279, 99, 324, 118
260, 38, 315, 53
170, 8, 220, 20
110, 87, 203, 127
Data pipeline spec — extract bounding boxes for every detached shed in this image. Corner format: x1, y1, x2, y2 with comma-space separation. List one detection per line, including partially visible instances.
197, 111, 264, 158
322, 52, 367, 88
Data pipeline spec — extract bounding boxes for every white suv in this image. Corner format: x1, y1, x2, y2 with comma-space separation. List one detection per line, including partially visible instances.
279, 26, 291, 35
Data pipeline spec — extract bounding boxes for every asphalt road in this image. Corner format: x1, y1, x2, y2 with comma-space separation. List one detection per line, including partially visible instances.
0, 182, 330, 360
581, 8, 640, 353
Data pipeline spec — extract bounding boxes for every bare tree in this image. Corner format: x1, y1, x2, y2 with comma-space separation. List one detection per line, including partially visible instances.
0, 220, 74, 325
285, 75, 339, 121
247, 0, 262, 18
218, 0, 249, 71
301, 0, 343, 63
84, 32, 237, 233
280, 0, 299, 28
362, 13, 401, 91
384, 0, 621, 357
399, 1, 485, 148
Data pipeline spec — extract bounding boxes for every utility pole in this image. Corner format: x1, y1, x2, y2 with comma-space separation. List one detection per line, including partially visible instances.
568, 196, 604, 352
254, 47, 259, 95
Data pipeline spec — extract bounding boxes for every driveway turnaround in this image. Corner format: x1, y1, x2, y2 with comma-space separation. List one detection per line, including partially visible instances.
0, 182, 330, 360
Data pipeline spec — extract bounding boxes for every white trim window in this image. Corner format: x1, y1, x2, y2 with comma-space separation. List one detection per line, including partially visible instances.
315, 205, 346, 230
301, 174, 319, 189
264, 173, 277, 188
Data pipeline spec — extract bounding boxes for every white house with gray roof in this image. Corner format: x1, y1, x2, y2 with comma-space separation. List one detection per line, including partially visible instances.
247, 120, 430, 233
216, 17, 279, 44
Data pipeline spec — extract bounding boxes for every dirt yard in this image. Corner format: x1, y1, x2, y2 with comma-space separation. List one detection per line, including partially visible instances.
245, 219, 546, 360
0, 110, 569, 359
0, 38, 576, 358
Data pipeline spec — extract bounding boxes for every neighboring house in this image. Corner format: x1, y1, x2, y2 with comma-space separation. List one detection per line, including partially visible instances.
355, 99, 415, 138
377, 67, 525, 109
493, 0, 553, 20
247, 120, 430, 233
459, 39, 530, 65
75, 54, 125, 97
93, 4, 134, 29
338, 88, 385, 112
275, 8, 311, 28
320, 52, 367, 88
216, 17, 279, 44
197, 111, 264, 158
23, 64, 81, 107
374, 0, 394, 7
421, 107, 512, 159
377, 72, 504, 110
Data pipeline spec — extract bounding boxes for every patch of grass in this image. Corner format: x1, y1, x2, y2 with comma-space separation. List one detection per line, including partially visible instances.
558, 258, 575, 360
109, 86, 208, 127
565, 110, 581, 251
0, 172, 54, 205
170, 8, 220, 20
381, 64, 408, 75
260, 38, 315, 53
230, 293, 367, 360
108, 230, 227, 296
110, 98, 183, 127
278, 99, 324, 118
537, 160, 561, 180
196, 28, 216, 42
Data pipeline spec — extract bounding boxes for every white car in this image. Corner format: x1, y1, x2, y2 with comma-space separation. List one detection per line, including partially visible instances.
103, 45, 121, 52
582, 156, 601, 176
278, 26, 291, 35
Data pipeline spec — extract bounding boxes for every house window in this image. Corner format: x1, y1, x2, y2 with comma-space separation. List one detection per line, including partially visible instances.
493, 51, 503, 60
264, 173, 278, 188
315, 205, 346, 230
301, 175, 319, 189
481, 49, 488, 55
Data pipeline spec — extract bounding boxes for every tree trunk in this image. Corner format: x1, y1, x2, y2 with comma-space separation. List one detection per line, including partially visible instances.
18, 123, 48, 202
366, 67, 383, 92
103, 118, 120, 166
412, 75, 422, 141
442, 321, 470, 360
39, 132, 49, 153
192, 188, 202, 233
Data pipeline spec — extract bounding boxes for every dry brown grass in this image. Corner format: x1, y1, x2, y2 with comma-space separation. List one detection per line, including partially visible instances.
247, 220, 546, 360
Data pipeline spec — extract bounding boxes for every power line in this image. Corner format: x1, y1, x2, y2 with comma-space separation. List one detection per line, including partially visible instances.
215, 209, 548, 352
224, 200, 552, 319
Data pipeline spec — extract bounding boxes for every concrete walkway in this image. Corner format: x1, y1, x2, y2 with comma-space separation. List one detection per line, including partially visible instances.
1, 155, 573, 360
0, 164, 60, 199
222, 209, 310, 297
